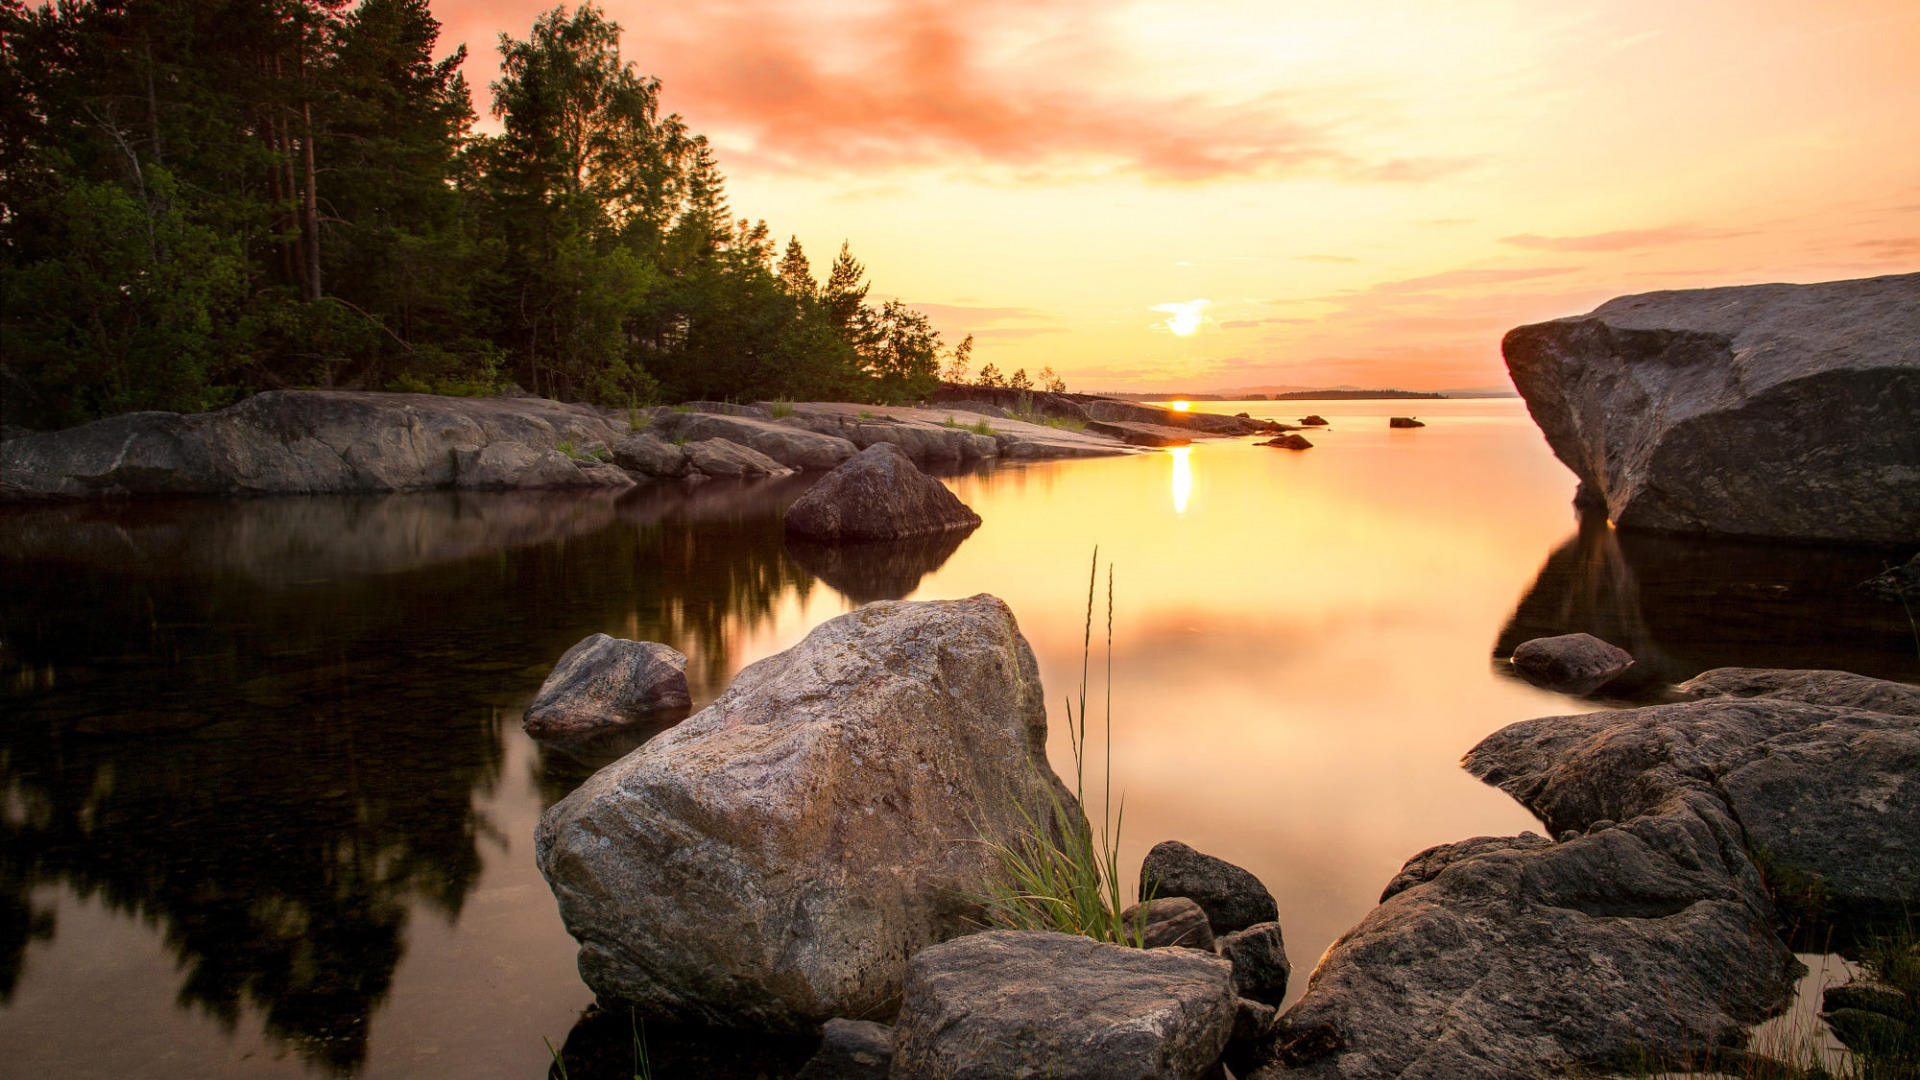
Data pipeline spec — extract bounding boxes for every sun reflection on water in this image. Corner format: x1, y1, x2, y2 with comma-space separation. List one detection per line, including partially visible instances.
1170, 447, 1192, 513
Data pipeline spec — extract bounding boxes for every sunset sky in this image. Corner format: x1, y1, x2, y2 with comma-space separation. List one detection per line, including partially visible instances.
435, 0, 1920, 392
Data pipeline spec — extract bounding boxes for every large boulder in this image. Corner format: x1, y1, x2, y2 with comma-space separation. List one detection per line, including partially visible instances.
652, 411, 858, 470
534, 595, 1073, 1030
610, 432, 689, 478
1502, 272, 1920, 543
0, 390, 631, 499
1139, 840, 1279, 935
522, 634, 691, 739
1253, 813, 1802, 1079
1508, 632, 1634, 695
889, 929, 1237, 1080
1468, 669, 1920, 918
783, 443, 982, 543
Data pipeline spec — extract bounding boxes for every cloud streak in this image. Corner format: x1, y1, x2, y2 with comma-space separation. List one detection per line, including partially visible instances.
1500, 225, 1749, 252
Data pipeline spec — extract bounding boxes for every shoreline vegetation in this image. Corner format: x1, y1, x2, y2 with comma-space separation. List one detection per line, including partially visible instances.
0, 0, 1074, 432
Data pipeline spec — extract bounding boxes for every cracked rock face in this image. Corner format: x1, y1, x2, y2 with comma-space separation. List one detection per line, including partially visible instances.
535, 595, 1072, 1031
1501, 272, 1920, 543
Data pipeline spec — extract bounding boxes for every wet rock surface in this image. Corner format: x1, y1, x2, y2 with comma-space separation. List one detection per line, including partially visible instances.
1502, 272, 1920, 543
1508, 631, 1634, 695
890, 929, 1237, 1080
535, 595, 1073, 1030
522, 634, 691, 739
1140, 840, 1279, 935
783, 442, 982, 542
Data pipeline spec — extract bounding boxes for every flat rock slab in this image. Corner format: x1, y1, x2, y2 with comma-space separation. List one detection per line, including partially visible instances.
785, 403, 1137, 461
0, 390, 631, 499
1502, 272, 1920, 543
784, 442, 981, 542
535, 596, 1073, 1031
891, 929, 1237, 1080
1508, 632, 1634, 695
522, 634, 690, 739
1085, 420, 1193, 447
1468, 668, 1920, 917
652, 412, 857, 470
682, 438, 793, 478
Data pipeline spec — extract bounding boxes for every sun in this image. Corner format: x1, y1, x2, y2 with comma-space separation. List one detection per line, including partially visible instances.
1151, 299, 1211, 337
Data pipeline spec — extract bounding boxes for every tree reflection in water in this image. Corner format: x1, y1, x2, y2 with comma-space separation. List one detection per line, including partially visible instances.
0, 479, 816, 1074
1494, 511, 1920, 699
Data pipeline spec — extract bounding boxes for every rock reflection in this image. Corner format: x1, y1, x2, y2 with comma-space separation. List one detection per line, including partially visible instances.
547, 1005, 814, 1080
0, 480, 817, 1074
784, 529, 973, 604
1494, 513, 1920, 698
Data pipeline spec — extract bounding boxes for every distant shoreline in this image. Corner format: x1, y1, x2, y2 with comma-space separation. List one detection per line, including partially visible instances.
1092, 389, 1459, 402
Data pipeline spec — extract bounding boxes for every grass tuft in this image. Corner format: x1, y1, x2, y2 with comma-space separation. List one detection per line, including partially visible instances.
974, 550, 1149, 947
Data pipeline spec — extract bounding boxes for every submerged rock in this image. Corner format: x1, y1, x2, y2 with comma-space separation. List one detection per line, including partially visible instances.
535, 595, 1072, 1030
522, 634, 690, 739
783, 442, 982, 542
1502, 272, 1920, 543
1140, 841, 1278, 935
1860, 553, 1920, 603
890, 929, 1236, 1080
795, 1018, 895, 1080
1508, 632, 1634, 695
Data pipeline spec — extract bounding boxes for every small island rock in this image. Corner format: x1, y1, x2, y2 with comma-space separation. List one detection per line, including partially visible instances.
1508, 632, 1634, 695
890, 929, 1236, 1080
523, 634, 690, 739
1299, 415, 1329, 426
1262, 434, 1313, 450
783, 442, 982, 542
1387, 416, 1424, 428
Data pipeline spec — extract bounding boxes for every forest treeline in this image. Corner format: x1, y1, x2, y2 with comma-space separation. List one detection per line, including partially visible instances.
0, 0, 1061, 428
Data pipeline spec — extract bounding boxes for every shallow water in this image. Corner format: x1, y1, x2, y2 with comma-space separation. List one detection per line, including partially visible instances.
1, 398, 1912, 1078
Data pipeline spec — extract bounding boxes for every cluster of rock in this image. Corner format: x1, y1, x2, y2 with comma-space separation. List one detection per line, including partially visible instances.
1503, 271, 1919, 544
1237, 666, 1920, 1079
529, 577, 1920, 1079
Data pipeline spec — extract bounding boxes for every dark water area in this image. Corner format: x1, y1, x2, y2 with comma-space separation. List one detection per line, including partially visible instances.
1495, 512, 1920, 701
1, 399, 1913, 1078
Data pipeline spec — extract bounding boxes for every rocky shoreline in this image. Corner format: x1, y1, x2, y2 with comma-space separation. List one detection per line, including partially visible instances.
0, 388, 1290, 502
528, 593, 1918, 1079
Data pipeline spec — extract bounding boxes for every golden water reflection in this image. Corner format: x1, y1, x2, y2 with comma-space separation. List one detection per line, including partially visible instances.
1169, 447, 1192, 514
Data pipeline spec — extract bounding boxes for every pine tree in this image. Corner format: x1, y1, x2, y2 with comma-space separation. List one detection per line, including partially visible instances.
776, 235, 813, 298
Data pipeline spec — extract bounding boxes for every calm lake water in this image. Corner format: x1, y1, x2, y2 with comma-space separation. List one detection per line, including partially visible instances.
2, 398, 1914, 1079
